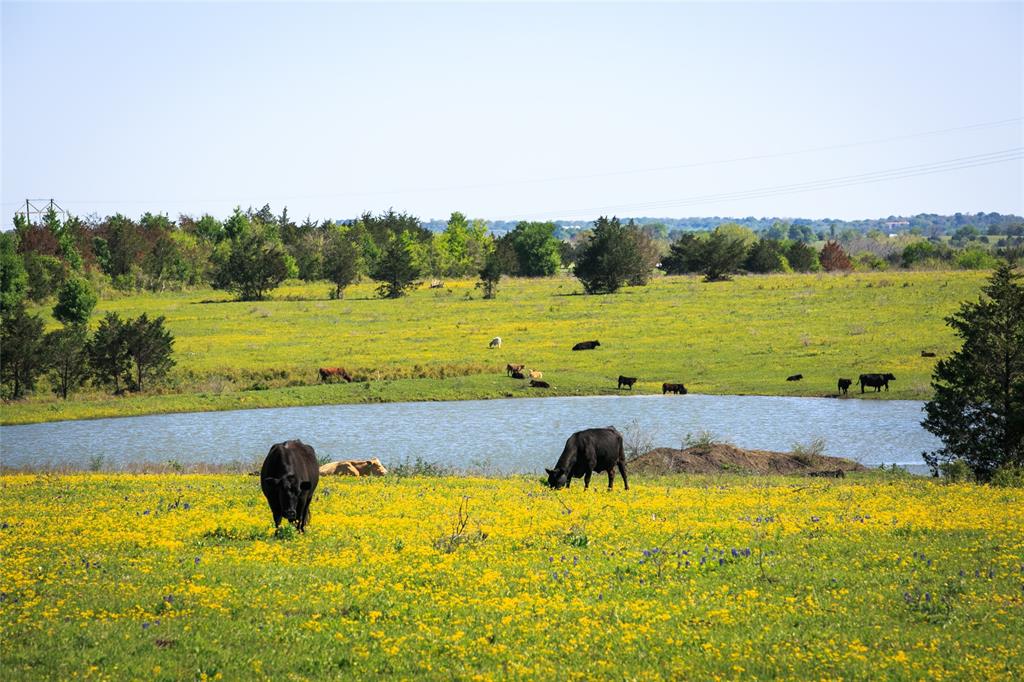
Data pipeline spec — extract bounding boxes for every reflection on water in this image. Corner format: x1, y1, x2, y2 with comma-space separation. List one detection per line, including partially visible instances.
0, 394, 940, 473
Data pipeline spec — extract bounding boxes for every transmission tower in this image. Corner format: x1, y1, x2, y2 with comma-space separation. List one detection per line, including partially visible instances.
15, 199, 69, 226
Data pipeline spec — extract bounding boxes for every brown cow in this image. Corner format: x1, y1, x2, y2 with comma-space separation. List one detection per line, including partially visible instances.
921, 351, 936, 358
319, 367, 353, 383
319, 458, 388, 477
506, 363, 525, 376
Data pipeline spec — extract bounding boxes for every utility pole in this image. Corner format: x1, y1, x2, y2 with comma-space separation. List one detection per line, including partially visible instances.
16, 198, 69, 227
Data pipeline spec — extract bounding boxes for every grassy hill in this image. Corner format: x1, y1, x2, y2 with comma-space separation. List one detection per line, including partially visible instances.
3, 270, 987, 424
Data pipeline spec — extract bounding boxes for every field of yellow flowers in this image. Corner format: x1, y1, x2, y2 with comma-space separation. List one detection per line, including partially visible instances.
2, 472, 1022, 680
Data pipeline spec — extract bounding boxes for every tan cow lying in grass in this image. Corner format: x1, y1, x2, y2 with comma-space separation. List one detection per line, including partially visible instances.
319, 458, 388, 477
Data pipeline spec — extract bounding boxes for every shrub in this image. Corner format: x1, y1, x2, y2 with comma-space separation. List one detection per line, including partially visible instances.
939, 459, 975, 483
990, 465, 1024, 488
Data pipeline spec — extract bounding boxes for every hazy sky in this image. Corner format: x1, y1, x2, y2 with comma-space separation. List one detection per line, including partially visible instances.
3, 1, 1022, 225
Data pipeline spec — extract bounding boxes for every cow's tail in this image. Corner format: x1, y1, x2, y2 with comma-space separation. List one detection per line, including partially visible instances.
617, 430, 625, 463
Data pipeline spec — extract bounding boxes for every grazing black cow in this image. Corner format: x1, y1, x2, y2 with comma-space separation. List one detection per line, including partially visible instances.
260, 440, 320, 532
662, 382, 687, 395
921, 351, 936, 358
786, 374, 803, 382
511, 370, 526, 379
572, 340, 601, 351
319, 367, 353, 383
617, 375, 637, 390
837, 378, 852, 395
859, 373, 896, 393
546, 427, 628, 491
529, 379, 550, 388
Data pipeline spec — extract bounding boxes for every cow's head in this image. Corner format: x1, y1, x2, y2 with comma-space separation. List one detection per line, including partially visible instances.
264, 474, 312, 522
545, 467, 569, 489
884, 373, 896, 380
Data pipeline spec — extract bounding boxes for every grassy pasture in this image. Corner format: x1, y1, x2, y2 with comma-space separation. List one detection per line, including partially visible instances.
1, 472, 1021, 680
4, 270, 987, 424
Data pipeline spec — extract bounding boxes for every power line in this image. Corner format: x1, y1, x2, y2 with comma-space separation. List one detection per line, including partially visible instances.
507, 148, 1024, 219
2, 117, 1019, 209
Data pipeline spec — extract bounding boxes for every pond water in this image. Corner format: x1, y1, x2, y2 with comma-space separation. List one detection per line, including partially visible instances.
0, 394, 939, 473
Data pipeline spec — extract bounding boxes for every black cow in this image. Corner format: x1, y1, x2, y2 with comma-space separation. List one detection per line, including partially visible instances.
260, 440, 320, 532
662, 382, 687, 394
617, 375, 637, 390
786, 374, 803, 382
859, 373, 896, 393
808, 469, 846, 478
510, 370, 526, 379
572, 340, 601, 351
837, 378, 852, 395
921, 351, 936, 358
546, 427, 628, 491
529, 379, 550, 388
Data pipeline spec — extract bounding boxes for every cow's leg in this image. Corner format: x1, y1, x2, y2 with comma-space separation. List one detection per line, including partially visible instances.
583, 471, 592, 490
618, 461, 629, 491
273, 513, 282, 528
607, 468, 615, 490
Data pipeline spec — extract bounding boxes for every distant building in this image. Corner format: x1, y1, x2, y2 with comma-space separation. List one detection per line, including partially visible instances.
885, 220, 910, 230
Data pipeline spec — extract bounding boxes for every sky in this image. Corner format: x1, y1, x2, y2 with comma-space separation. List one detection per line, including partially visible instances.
2, 1, 1022, 225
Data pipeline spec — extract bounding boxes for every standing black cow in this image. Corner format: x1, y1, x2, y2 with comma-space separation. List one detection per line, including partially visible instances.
545, 427, 628, 491
837, 378, 852, 395
617, 375, 637, 390
572, 340, 601, 351
859, 373, 896, 393
260, 440, 320, 532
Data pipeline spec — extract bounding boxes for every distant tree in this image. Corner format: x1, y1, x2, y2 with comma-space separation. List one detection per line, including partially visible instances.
44, 323, 90, 399
506, 221, 562, 277
190, 214, 225, 243
100, 213, 143, 279
699, 229, 749, 282
291, 230, 327, 282
744, 238, 788, 274
369, 231, 421, 299
124, 313, 175, 392
52, 276, 98, 326
476, 250, 503, 299
0, 231, 28, 312
323, 227, 364, 299
660, 233, 705, 275
819, 240, 852, 272
211, 227, 297, 300
573, 216, 646, 294
23, 253, 66, 303
89, 312, 131, 394
923, 264, 1024, 480
786, 241, 818, 272
0, 304, 46, 399
627, 220, 662, 286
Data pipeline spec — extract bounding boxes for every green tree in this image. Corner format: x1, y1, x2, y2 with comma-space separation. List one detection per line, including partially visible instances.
507, 221, 561, 277
211, 227, 297, 300
476, 250, 503, 299
744, 238, 788, 273
89, 312, 131, 394
124, 313, 175, 392
700, 229, 749, 282
923, 264, 1024, 480
0, 304, 46, 398
0, 231, 28, 312
323, 227, 364, 299
52, 276, 98, 326
369, 231, 421, 299
44, 323, 90, 399
786, 241, 818, 272
660, 233, 705, 275
573, 216, 646, 294
23, 253, 66, 303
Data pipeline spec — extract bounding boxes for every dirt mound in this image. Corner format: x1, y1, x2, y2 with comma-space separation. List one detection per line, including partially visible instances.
629, 443, 865, 476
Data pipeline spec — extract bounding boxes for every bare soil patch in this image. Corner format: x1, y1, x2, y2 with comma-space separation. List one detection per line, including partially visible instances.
629, 443, 865, 476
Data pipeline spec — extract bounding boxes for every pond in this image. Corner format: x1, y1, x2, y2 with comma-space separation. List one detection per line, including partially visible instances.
0, 394, 939, 474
